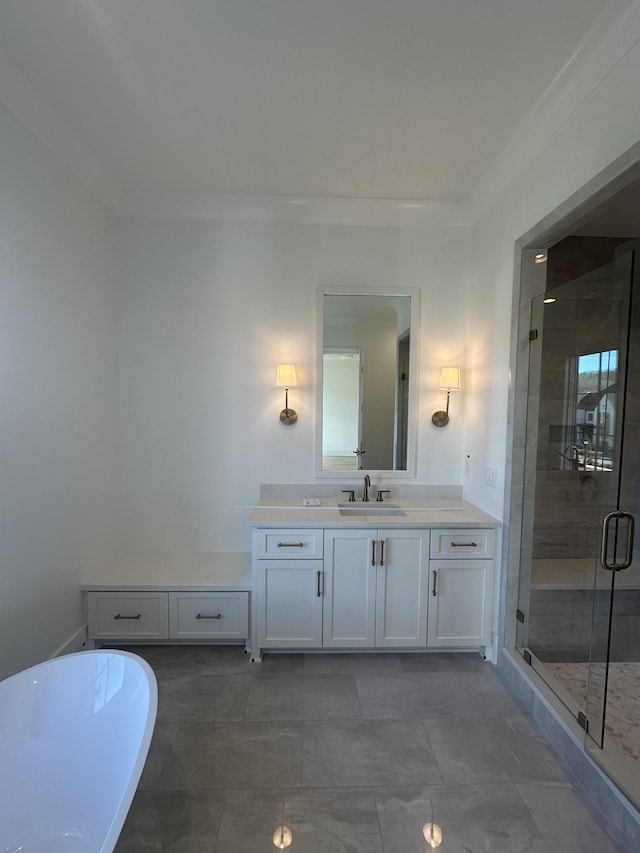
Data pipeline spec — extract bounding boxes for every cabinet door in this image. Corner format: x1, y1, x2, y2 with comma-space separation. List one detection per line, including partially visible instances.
427, 560, 493, 647
376, 530, 429, 647
323, 530, 376, 647
256, 560, 323, 647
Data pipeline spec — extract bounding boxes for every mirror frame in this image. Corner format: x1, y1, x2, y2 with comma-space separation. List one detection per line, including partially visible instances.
315, 285, 420, 479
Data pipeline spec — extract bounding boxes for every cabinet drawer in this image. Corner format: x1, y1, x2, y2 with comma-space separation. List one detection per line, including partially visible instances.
88, 592, 169, 639
169, 592, 248, 639
253, 529, 323, 559
430, 528, 495, 559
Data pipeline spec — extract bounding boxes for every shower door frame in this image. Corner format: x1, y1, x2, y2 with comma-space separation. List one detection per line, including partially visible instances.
515, 245, 639, 803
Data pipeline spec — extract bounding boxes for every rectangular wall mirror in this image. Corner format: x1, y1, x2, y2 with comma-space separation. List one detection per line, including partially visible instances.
317, 288, 419, 477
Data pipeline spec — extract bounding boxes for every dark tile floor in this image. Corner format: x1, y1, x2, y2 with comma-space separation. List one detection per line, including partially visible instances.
114, 646, 630, 852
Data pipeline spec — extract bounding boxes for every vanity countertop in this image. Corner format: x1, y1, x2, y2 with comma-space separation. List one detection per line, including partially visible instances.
248, 498, 500, 528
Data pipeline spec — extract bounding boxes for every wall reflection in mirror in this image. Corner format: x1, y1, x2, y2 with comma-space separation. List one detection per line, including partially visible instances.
321, 293, 413, 472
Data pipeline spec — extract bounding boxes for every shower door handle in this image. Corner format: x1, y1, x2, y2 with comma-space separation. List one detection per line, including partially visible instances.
600, 510, 635, 571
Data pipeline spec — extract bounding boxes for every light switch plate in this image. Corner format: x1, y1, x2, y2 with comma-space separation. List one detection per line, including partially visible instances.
485, 465, 497, 487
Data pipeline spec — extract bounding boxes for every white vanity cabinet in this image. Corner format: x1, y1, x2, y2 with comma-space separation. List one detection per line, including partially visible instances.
322, 529, 377, 647
323, 528, 430, 648
253, 529, 324, 650
252, 526, 430, 658
427, 528, 495, 648
250, 500, 499, 661
374, 529, 429, 647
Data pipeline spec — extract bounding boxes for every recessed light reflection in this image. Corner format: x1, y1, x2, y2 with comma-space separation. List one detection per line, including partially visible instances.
543, 297, 556, 304
534, 251, 548, 264
273, 825, 293, 848
422, 821, 443, 847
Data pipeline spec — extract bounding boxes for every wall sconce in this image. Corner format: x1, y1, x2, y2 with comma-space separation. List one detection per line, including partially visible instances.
276, 364, 298, 425
431, 367, 460, 427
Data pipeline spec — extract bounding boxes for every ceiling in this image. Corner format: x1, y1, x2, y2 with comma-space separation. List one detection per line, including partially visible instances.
0, 0, 613, 204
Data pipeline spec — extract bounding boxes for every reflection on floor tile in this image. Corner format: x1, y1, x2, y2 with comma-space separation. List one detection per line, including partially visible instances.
425, 714, 567, 785
375, 783, 549, 853
116, 790, 225, 852
114, 646, 635, 852
244, 673, 361, 720
215, 788, 383, 853
302, 719, 442, 787
155, 721, 303, 790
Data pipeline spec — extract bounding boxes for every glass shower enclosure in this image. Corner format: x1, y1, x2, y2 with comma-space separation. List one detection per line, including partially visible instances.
517, 243, 640, 804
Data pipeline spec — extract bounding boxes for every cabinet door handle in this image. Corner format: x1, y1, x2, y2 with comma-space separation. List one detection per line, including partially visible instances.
317, 570, 323, 597
114, 613, 141, 620
432, 570, 438, 597
196, 613, 222, 620
450, 541, 477, 548
379, 539, 385, 566
371, 540, 377, 566
278, 542, 304, 548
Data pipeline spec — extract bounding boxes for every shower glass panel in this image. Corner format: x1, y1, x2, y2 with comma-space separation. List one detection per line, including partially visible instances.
517, 250, 638, 788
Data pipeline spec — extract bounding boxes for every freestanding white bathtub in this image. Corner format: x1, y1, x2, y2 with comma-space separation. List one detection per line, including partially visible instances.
0, 650, 157, 852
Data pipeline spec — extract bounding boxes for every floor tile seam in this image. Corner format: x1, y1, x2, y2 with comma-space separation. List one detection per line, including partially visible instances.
147, 724, 181, 792
211, 787, 228, 853
242, 714, 366, 722
370, 788, 387, 853
155, 781, 306, 792
221, 784, 385, 795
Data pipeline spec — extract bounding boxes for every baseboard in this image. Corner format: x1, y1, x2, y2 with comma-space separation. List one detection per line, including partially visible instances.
51, 624, 89, 659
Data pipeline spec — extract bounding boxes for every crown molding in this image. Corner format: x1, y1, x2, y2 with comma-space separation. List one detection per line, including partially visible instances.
0, 47, 122, 213
1, 1, 639, 228
117, 190, 469, 227
466, 0, 640, 224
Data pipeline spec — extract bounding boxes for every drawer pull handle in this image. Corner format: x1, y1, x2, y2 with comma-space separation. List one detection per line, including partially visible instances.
317, 570, 323, 597
114, 613, 141, 620
277, 542, 305, 548
196, 613, 222, 620
379, 539, 385, 566
450, 542, 477, 548
371, 540, 377, 566
432, 570, 438, 597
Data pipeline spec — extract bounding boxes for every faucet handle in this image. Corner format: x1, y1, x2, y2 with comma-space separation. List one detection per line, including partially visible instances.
376, 490, 391, 502
341, 489, 356, 502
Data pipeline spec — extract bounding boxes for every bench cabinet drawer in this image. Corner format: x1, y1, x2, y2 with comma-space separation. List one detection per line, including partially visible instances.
87, 592, 169, 639
169, 591, 249, 639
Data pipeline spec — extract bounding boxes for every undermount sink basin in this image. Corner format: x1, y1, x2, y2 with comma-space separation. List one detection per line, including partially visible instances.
338, 502, 407, 517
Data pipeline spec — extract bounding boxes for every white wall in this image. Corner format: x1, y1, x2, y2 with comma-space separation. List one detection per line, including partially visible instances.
117, 220, 468, 553
462, 20, 640, 521
0, 102, 119, 678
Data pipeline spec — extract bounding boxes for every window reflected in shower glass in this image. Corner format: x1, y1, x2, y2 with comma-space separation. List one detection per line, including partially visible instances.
573, 349, 618, 471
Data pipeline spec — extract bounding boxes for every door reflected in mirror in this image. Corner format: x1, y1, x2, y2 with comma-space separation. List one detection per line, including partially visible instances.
319, 292, 417, 474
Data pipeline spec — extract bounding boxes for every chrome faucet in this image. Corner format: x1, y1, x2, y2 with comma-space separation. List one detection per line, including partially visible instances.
363, 474, 371, 502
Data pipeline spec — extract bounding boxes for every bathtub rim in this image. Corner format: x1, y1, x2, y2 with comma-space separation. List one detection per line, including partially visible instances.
0, 648, 158, 853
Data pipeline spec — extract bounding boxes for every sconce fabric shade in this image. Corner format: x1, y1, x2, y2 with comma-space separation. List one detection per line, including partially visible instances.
437, 367, 460, 391
432, 366, 460, 428
276, 364, 298, 388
